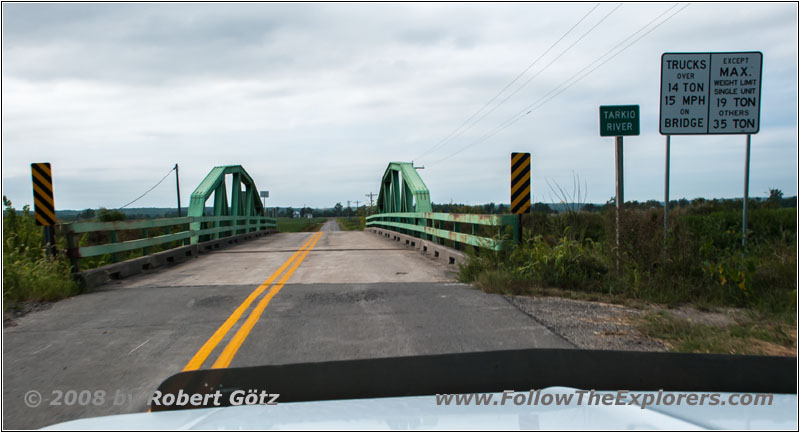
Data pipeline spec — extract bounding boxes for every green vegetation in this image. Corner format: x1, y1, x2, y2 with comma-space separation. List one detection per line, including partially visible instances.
460, 204, 796, 312
336, 217, 364, 231
3, 197, 80, 309
638, 310, 795, 356
277, 217, 326, 232
458, 201, 796, 354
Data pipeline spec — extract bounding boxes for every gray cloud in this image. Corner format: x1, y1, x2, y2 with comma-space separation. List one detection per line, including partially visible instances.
1, 2, 797, 210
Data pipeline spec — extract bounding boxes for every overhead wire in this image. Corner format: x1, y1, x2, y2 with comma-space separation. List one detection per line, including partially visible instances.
427, 3, 690, 167
118, 166, 177, 209
412, 3, 601, 161
424, 2, 622, 156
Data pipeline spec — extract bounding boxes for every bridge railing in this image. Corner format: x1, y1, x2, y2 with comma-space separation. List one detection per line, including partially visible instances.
365, 212, 518, 252
62, 215, 276, 270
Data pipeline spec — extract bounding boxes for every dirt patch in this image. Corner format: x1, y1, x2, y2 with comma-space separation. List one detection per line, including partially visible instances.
513, 295, 796, 356
505, 295, 668, 352
3, 302, 55, 328
747, 338, 796, 357
664, 305, 740, 327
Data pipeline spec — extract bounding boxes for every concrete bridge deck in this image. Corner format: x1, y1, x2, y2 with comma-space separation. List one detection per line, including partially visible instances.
3, 224, 569, 429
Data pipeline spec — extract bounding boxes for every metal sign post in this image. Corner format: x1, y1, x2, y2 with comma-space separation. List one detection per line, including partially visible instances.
743, 134, 751, 245
260, 191, 269, 216
615, 136, 624, 271
599, 105, 639, 271
664, 135, 671, 245
659, 52, 763, 247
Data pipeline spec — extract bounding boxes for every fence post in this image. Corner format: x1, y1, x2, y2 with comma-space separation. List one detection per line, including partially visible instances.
65, 227, 81, 273
110, 230, 118, 263
142, 228, 149, 256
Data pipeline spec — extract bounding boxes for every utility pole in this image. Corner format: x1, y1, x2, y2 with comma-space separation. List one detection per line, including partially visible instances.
175, 163, 181, 217
347, 200, 350, 210
365, 192, 376, 215
355, 200, 360, 209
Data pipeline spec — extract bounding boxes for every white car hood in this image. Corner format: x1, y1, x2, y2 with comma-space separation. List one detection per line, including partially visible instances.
45, 387, 797, 430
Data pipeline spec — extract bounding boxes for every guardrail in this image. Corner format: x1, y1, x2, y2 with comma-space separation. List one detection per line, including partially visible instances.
365, 212, 518, 251
62, 215, 276, 270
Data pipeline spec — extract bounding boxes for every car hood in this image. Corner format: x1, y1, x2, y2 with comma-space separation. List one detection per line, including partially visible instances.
44, 387, 798, 430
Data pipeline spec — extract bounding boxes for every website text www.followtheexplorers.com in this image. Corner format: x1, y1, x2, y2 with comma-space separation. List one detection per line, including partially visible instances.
435, 390, 773, 410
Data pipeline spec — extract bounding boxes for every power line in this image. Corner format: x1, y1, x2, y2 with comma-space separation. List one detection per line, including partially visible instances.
119, 166, 177, 209
413, 3, 601, 162
424, 2, 622, 160
428, 3, 689, 166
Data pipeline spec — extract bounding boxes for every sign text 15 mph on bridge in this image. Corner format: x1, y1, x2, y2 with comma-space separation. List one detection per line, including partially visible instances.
660, 52, 762, 135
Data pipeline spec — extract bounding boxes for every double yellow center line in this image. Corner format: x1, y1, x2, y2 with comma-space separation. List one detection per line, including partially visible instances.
182, 231, 322, 371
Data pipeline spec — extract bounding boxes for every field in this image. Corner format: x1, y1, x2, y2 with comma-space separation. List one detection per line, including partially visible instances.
336, 217, 364, 231
458, 202, 797, 355
277, 217, 326, 232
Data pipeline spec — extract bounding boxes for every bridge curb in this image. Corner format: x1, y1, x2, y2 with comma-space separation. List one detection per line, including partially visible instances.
366, 227, 466, 267
75, 229, 279, 289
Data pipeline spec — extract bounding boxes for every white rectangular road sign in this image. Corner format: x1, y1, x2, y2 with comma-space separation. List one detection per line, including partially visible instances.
660, 52, 762, 135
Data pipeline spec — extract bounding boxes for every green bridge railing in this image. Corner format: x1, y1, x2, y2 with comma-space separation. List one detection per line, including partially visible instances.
366, 212, 518, 252
63, 215, 276, 270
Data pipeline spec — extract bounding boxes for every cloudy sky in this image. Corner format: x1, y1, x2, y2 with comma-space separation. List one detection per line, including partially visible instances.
2, 2, 797, 210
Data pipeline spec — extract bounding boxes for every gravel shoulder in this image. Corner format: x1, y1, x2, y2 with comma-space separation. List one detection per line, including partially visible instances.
505, 295, 668, 352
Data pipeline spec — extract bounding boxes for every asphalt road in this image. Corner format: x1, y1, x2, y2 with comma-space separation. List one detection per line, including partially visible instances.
320, 218, 340, 231
2, 229, 570, 429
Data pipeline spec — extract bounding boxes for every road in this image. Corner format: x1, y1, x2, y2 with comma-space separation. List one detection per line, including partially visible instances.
2, 226, 570, 429
320, 218, 340, 231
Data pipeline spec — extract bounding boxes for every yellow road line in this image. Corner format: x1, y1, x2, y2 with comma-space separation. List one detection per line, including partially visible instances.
211, 230, 323, 369
182, 231, 322, 371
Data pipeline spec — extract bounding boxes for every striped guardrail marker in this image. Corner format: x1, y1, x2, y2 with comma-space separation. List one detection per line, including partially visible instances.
510, 152, 531, 215
31, 162, 56, 226
32, 162, 57, 256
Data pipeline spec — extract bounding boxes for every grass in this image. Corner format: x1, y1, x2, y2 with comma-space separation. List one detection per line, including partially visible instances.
277, 217, 326, 232
3, 197, 81, 309
458, 205, 796, 355
460, 207, 796, 312
637, 310, 796, 356
336, 217, 364, 231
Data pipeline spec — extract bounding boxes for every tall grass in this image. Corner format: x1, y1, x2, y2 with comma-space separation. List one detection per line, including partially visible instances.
336, 217, 365, 231
460, 205, 796, 314
277, 217, 326, 232
3, 197, 80, 308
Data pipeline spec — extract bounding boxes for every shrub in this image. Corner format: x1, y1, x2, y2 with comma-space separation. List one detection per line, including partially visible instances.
459, 204, 796, 314
3, 197, 80, 307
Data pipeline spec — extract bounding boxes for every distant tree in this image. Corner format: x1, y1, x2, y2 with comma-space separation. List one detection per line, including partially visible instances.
497, 204, 508, 214
334, 202, 343, 216
691, 197, 706, 207
77, 208, 96, 220
532, 202, 552, 213
97, 208, 125, 222
768, 188, 784, 208
286, 206, 295, 218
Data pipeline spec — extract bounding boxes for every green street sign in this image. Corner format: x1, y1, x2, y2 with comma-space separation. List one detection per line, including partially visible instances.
599, 105, 640, 137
